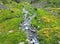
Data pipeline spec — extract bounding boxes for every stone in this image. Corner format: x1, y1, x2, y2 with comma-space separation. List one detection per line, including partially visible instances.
19, 42, 24, 44
8, 30, 14, 33
58, 41, 60, 44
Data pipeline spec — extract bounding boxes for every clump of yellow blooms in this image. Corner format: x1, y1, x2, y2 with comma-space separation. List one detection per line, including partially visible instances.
50, 27, 60, 32
0, 22, 7, 28
11, 8, 20, 13
43, 28, 50, 37
41, 16, 52, 23
43, 32, 49, 38
39, 28, 50, 38
43, 28, 49, 31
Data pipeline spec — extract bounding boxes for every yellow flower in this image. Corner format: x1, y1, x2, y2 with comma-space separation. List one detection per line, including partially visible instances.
43, 31, 49, 37
43, 30, 49, 34
11, 8, 20, 13
43, 28, 49, 31
0, 23, 7, 28
44, 33, 49, 37
41, 16, 51, 23
43, 29, 49, 37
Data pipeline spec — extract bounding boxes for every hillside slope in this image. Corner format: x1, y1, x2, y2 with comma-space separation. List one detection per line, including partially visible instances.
0, 2, 60, 44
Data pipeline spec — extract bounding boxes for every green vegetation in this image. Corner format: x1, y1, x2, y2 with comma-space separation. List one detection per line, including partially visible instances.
33, 8, 60, 44
0, 1, 60, 44
0, 0, 60, 7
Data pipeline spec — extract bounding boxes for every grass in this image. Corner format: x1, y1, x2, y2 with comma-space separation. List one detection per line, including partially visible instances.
0, 2, 60, 44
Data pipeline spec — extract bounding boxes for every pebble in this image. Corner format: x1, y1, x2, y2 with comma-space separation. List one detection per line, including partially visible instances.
58, 41, 60, 44
38, 26, 40, 28
8, 30, 14, 33
19, 42, 24, 44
